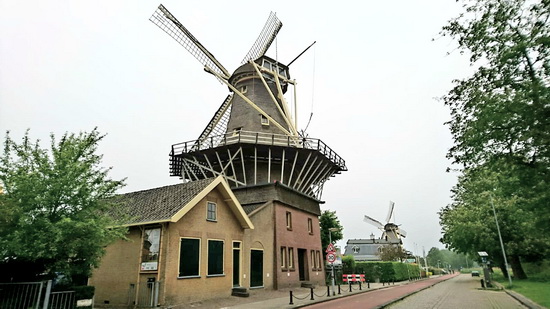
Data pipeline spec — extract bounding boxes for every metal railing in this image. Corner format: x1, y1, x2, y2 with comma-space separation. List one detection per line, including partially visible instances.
171, 130, 346, 170
0, 281, 44, 309
0, 281, 77, 309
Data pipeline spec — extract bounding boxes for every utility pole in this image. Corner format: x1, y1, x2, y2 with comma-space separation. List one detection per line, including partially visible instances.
490, 195, 513, 287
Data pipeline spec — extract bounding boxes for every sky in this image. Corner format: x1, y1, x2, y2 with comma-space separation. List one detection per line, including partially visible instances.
0, 0, 474, 255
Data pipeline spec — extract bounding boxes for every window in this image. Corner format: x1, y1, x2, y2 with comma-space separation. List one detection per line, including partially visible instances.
352, 245, 360, 254
307, 218, 313, 234
207, 202, 217, 221
286, 212, 292, 230
179, 238, 200, 277
260, 114, 269, 126
240, 85, 247, 93
141, 227, 161, 271
316, 251, 322, 270
311, 250, 316, 270
288, 247, 294, 269
280, 247, 286, 269
232, 127, 242, 136
208, 240, 224, 276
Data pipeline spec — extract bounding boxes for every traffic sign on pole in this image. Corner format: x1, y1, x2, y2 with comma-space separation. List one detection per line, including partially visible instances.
326, 252, 336, 263
326, 243, 336, 253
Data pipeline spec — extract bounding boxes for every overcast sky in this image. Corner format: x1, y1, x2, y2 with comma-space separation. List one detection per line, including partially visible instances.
0, 0, 474, 254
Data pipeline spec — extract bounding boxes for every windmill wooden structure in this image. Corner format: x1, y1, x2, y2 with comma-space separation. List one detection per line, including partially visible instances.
150, 5, 346, 200
364, 201, 407, 242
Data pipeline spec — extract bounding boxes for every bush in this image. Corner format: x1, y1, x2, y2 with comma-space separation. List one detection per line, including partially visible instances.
353, 261, 421, 282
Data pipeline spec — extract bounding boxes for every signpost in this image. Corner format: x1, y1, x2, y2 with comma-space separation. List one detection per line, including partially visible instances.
327, 228, 339, 296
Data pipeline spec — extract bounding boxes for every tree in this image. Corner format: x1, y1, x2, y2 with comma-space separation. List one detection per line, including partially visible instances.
440, 0, 550, 279
320, 210, 343, 250
439, 158, 549, 279
442, 0, 549, 167
0, 129, 127, 283
377, 245, 409, 262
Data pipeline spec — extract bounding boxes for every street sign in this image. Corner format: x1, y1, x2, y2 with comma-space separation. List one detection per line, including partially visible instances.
326, 252, 336, 263
326, 243, 336, 253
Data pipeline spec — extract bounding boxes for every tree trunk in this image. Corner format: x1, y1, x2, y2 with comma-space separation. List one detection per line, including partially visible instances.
509, 254, 527, 279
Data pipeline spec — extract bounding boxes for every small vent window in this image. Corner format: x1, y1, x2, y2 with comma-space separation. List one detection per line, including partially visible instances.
240, 85, 247, 94
260, 115, 269, 126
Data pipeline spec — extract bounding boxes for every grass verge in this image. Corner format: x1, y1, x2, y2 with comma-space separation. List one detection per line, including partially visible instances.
492, 269, 550, 308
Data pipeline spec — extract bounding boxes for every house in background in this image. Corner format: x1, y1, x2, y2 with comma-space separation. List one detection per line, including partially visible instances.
343, 237, 403, 262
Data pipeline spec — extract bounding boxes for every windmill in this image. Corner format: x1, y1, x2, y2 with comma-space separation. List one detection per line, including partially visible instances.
150, 4, 346, 200
363, 201, 407, 242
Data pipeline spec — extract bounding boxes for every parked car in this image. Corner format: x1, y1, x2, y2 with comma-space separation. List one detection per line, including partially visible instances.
471, 271, 480, 277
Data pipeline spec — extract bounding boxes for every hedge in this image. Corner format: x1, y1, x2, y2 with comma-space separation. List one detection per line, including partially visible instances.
353, 262, 421, 282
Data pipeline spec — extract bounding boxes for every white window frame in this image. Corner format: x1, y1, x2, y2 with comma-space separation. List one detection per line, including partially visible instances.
206, 201, 217, 222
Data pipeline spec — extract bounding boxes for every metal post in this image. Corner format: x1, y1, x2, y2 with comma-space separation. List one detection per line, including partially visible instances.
490, 196, 513, 287
42, 280, 52, 309
289, 291, 294, 305
328, 228, 338, 296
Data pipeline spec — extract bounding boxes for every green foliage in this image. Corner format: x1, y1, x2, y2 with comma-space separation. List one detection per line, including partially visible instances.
319, 210, 343, 250
439, 0, 550, 280
0, 129, 127, 282
425, 247, 474, 270
342, 255, 356, 274
377, 245, 409, 262
354, 262, 421, 282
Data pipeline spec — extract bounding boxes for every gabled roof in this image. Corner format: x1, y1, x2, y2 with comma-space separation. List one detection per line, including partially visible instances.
113, 176, 253, 229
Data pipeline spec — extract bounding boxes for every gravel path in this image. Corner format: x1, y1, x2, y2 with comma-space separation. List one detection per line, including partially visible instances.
387, 274, 526, 309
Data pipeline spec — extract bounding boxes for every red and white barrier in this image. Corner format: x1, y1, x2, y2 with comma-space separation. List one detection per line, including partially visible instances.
342, 274, 365, 283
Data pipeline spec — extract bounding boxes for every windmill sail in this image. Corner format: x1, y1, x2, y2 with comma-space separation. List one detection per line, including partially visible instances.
364, 215, 384, 229
150, 4, 230, 79
241, 12, 282, 64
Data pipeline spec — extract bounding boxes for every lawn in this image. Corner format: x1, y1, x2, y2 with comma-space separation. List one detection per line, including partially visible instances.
492, 268, 550, 308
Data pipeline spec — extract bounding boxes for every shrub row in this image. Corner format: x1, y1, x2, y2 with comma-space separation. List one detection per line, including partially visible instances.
351, 262, 422, 282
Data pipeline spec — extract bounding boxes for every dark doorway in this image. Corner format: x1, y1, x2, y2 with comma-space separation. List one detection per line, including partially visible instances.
298, 249, 309, 281
250, 250, 263, 287
233, 243, 240, 287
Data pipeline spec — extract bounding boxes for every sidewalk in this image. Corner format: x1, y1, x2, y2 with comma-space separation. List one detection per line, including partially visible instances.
220, 274, 456, 309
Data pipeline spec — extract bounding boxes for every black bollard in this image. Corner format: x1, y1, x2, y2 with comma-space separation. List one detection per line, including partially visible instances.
338, 284, 341, 295
367, 280, 370, 289
310, 287, 314, 300
480, 279, 485, 288
359, 281, 362, 290
289, 291, 294, 305
327, 285, 330, 297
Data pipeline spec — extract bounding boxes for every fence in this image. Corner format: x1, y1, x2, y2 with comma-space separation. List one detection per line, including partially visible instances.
128, 281, 161, 308
0, 280, 77, 309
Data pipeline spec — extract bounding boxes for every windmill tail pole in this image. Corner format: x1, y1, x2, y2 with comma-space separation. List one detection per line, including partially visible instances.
288, 41, 316, 66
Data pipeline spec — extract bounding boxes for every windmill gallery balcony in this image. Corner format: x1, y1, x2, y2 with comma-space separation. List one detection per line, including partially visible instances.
169, 130, 346, 200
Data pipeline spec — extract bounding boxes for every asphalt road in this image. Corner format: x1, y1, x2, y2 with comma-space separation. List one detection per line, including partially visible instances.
305, 274, 526, 309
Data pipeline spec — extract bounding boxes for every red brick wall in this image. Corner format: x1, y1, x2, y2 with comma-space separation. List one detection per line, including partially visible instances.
274, 202, 325, 287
